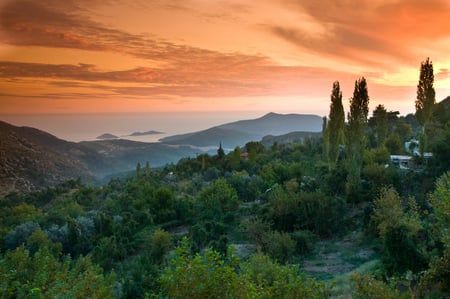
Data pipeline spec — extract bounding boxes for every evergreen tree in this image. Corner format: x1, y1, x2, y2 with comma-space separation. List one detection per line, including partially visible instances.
371, 104, 388, 147
415, 57, 435, 135
136, 162, 141, 177
346, 77, 369, 199
327, 81, 345, 168
217, 142, 225, 159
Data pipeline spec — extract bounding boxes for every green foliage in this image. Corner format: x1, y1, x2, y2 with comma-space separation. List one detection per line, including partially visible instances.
418, 247, 450, 297
262, 230, 296, 263
229, 170, 263, 202
363, 146, 390, 165
352, 273, 411, 299
384, 133, 403, 154
371, 187, 426, 275
267, 188, 345, 236
371, 104, 389, 147
242, 252, 332, 298
4, 221, 41, 250
196, 177, 239, 221
1, 81, 448, 298
0, 246, 115, 298
159, 238, 255, 298
346, 77, 370, 199
149, 229, 172, 264
371, 187, 421, 240
159, 239, 331, 299
430, 172, 450, 246
291, 229, 317, 256
243, 216, 271, 248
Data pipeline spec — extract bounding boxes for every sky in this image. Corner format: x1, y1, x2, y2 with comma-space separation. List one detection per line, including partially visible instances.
0, 0, 450, 118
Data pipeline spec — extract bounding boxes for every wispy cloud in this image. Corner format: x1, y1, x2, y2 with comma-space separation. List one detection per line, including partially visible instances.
0, 60, 361, 98
273, 0, 450, 68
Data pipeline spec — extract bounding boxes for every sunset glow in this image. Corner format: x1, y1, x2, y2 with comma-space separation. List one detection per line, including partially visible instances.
1, 0, 449, 116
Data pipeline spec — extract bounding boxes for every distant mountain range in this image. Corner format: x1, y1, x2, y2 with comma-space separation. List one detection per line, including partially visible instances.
0, 112, 322, 196
160, 112, 322, 148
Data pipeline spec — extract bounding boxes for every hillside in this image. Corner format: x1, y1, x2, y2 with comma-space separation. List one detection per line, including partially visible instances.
160, 112, 322, 147
76, 140, 200, 177
0, 122, 200, 196
0, 121, 91, 195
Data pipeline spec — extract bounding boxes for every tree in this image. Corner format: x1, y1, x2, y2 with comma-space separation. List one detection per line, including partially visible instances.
136, 162, 142, 177
217, 142, 225, 160
346, 77, 369, 199
158, 238, 255, 298
0, 246, 115, 298
149, 229, 172, 265
371, 104, 388, 147
327, 81, 345, 168
371, 187, 426, 274
242, 252, 332, 298
430, 172, 450, 246
415, 57, 435, 134
384, 134, 403, 154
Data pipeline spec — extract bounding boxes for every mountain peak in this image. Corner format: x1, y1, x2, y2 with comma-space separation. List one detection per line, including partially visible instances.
161, 113, 322, 147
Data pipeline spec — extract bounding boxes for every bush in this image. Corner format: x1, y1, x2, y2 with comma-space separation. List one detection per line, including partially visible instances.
291, 230, 318, 256
262, 230, 296, 263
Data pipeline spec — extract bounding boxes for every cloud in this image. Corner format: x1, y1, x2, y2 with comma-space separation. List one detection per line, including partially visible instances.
0, 60, 360, 99
274, 0, 450, 67
0, 0, 445, 112
436, 68, 450, 80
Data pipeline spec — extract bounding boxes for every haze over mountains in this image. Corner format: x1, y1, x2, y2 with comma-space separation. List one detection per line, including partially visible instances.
160, 113, 322, 148
0, 113, 322, 195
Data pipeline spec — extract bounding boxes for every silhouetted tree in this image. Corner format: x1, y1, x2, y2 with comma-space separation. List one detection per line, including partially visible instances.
415, 57, 435, 142
217, 142, 225, 160
346, 77, 369, 199
327, 81, 345, 168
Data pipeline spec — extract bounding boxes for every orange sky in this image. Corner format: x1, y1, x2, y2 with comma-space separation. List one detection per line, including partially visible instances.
0, 0, 449, 116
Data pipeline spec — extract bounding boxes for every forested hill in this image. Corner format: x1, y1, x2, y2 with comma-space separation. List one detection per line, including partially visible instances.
0, 121, 201, 195
160, 112, 322, 147
0, 121, 90, 195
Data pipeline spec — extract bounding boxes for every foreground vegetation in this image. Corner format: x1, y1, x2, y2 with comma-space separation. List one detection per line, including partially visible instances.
1, 58, 449, 298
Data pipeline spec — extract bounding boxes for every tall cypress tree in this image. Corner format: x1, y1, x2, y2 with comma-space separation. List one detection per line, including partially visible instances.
346, 77, 369, 199
415, 57, 435, 130
415, 57, 435, 153
327, 81, 345, 168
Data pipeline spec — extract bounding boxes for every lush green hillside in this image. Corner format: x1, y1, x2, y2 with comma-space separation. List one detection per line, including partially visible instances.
1, 84, 449, 298
1, 118, 448, 297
